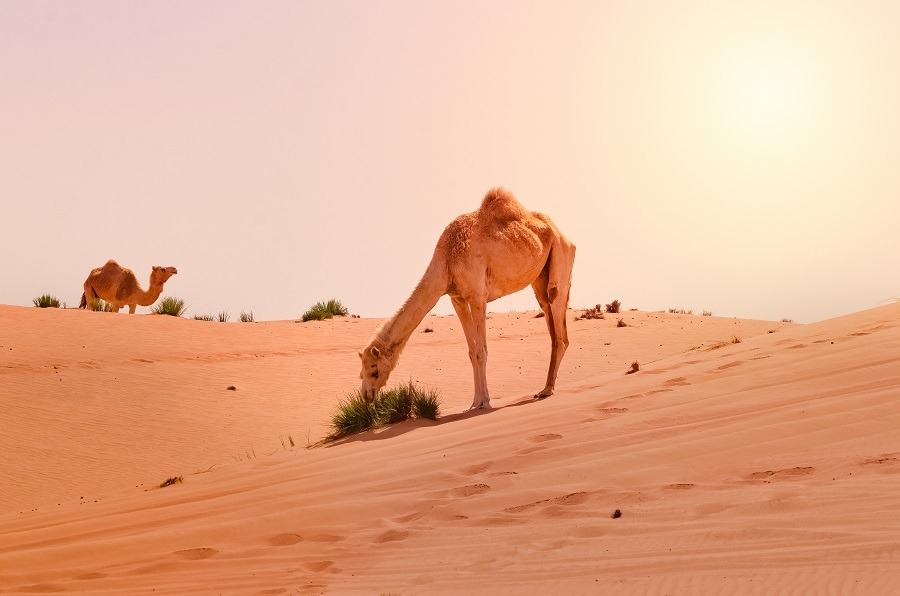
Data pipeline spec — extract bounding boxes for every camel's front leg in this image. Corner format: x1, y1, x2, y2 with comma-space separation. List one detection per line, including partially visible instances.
128, 304, 137, 314
451, 296, 491, 410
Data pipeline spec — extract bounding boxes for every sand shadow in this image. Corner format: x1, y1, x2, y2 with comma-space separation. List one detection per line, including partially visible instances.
317, 394, 547, 447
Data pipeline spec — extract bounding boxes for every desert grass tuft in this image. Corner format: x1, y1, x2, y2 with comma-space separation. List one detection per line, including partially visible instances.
330, 392, 380, 438
159, 475, 183, 488
89, 299, 114, 312
605, 299, 622, 314
33, 294, 61, 308
626, 360, 640, 374
731, 335, 742, 344
329, 381, 441, 439
239, 311, 255, 323
302, 299, 350, 322
193, 314, 215, 321
412, 388, 442, 420
702, 310, 713, 317
151, 296, 186, 317
617, 318, 628, 328
218, 310, 230, 322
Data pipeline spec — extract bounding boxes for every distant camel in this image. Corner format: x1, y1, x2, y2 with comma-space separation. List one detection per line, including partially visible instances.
359, 188, 575, 410
79, 260, 178, 314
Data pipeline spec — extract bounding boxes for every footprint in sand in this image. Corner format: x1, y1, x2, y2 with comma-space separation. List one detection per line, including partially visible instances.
268, 533, 303, 546
452, 483, 491, 497
458, 461, 493, 476
553, 492, 589, 505
664, 377, 690, 386
716, 361, 742, 371
75, 572, 109, 580
664, 483, 696, 490
307, 534, 345, 543
860, 454, 899, 466
17, 584, 67, 593
303, 561, 335, 572
174, 547, 218, 560
647, 388, 673, 395
528, 433, 562, 443
596, 407, 629, 415
374, 529, 409, 543
745, 467, 815, 482
262, 589, 288, 595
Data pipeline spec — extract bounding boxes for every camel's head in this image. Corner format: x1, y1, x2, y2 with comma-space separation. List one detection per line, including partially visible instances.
151, 266, 178, 286
358, 344, 392, 401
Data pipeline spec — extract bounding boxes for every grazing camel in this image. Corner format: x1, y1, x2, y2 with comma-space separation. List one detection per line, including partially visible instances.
79, 260, 178, 314
359, 188, 575, 410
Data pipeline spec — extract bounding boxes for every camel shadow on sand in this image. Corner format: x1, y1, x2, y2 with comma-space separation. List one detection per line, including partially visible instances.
318, 394, 547, 447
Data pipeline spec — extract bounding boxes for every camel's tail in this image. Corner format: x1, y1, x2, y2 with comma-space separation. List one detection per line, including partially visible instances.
79, 292, 87, 309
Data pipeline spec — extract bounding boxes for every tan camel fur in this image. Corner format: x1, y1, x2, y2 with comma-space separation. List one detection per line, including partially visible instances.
359, 188, 575, 410
79, 260, 178, 314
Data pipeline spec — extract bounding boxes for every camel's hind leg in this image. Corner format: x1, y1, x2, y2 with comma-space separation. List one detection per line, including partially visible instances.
82, 283, 98, 310
532, 238, 575, 398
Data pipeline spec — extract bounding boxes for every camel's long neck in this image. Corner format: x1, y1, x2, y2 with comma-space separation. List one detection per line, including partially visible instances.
376, 257, 447, 359
136, 277, 165, 307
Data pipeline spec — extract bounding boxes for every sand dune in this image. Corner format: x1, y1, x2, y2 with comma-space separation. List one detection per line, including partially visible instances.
0, 303, 897, 593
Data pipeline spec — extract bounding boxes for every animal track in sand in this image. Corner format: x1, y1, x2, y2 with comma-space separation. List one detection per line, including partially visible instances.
716, 361, 743, 370
787, 343, 807, 349
745, 467, 815, 482
261, 589, 288, 595
268, 533, 303, 546
665, 483, 696, 490
504, 492, 589, 513
665, 376, 690, 386
597, 407, 629, 415
174, 547, 218, 560
860, 454, 899, 466
374, 530, 409, 543
75, 572, 109, 580
458, 461, 493, 476
452, 483, 491, 497
528, 433, 562, 443
303, 561, 335, 572
307, 534, 345, 543
749, 355, 771, 360
647, 388, 673, 395
16, 584, 67, 593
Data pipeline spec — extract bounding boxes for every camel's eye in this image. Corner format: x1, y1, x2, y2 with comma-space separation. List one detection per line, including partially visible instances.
371, 371, 379, 379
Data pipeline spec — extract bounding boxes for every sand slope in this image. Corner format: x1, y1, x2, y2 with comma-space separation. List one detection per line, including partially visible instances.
0, 303, 898, 594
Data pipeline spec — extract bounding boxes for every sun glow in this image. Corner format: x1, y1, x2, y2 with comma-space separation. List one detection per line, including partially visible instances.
719, 46, 817, 142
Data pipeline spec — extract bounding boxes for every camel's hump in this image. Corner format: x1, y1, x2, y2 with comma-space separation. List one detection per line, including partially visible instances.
479, 187, 528, 220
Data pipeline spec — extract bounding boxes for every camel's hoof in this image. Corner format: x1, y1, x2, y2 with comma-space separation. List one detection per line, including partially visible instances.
466, 403, 491, 412
534, 391, 553, 400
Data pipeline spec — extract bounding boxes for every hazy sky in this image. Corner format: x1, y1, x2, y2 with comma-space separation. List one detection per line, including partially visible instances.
2, 1, 897, 323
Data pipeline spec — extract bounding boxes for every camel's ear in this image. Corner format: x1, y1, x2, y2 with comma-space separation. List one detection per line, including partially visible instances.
152, 266, 161, 271
358, 350, 364, 360
370, 346, 381, 358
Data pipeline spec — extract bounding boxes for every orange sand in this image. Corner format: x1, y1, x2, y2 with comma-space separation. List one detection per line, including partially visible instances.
0, 303, 897, 593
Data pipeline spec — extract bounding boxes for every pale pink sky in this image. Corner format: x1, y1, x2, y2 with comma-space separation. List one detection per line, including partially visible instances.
2, 1, 897, 322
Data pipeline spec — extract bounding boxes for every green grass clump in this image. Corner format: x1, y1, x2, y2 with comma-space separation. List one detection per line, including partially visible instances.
302, 299, 350, 322
193, 314, 215, 321
89, 299, 114, 312
239, 311, 255, 323
33, 294, 61, 308
330, 381, 441, 439
331, 393, 380, 438
151, 296, 186, 317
